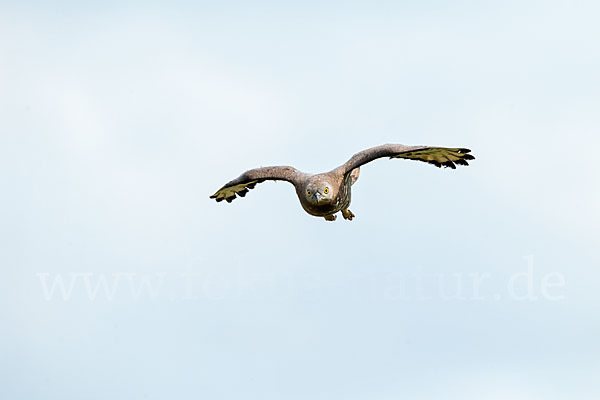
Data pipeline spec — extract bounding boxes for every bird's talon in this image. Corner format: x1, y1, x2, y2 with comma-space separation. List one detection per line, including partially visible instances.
342, 209, 355, 220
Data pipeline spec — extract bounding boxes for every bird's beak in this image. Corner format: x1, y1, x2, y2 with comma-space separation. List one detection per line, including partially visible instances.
314, 192, 322, 203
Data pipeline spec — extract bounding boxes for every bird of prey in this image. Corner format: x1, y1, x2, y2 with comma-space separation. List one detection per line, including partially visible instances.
210, 144, 474, 221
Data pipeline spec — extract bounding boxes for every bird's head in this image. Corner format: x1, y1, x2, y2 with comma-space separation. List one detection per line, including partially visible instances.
304, 177, 333, 205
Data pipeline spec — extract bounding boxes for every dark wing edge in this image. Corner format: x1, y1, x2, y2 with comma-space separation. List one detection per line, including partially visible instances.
210, 166, 298, 203
342, 144, 475, 174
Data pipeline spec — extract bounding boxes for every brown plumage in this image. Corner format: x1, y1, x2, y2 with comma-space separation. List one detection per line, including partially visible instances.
210, 144, 475, 221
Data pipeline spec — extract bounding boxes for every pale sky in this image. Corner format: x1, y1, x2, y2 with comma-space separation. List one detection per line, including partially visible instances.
1, 1, 599, 399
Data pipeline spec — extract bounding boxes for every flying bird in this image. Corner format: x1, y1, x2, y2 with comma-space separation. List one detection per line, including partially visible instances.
210, 144, 474, 221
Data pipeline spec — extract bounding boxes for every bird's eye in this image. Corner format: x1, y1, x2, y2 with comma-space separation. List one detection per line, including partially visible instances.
324, 187, 329, 194
306, 190, 311, 196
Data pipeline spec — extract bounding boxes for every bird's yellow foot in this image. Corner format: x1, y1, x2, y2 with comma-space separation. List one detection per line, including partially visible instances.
342, 209, 355, 220
324, 214, 337, 221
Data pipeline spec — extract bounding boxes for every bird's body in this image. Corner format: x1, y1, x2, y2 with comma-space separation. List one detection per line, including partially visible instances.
210, 144, 474, 221
295, 170, 354, 219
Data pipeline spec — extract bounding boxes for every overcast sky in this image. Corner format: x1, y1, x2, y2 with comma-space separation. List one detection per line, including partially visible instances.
1, 1, 599, 399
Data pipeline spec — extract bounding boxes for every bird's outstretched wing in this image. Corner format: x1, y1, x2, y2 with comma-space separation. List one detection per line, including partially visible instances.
340, 144, 474, 174
210, 166, 299, 203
